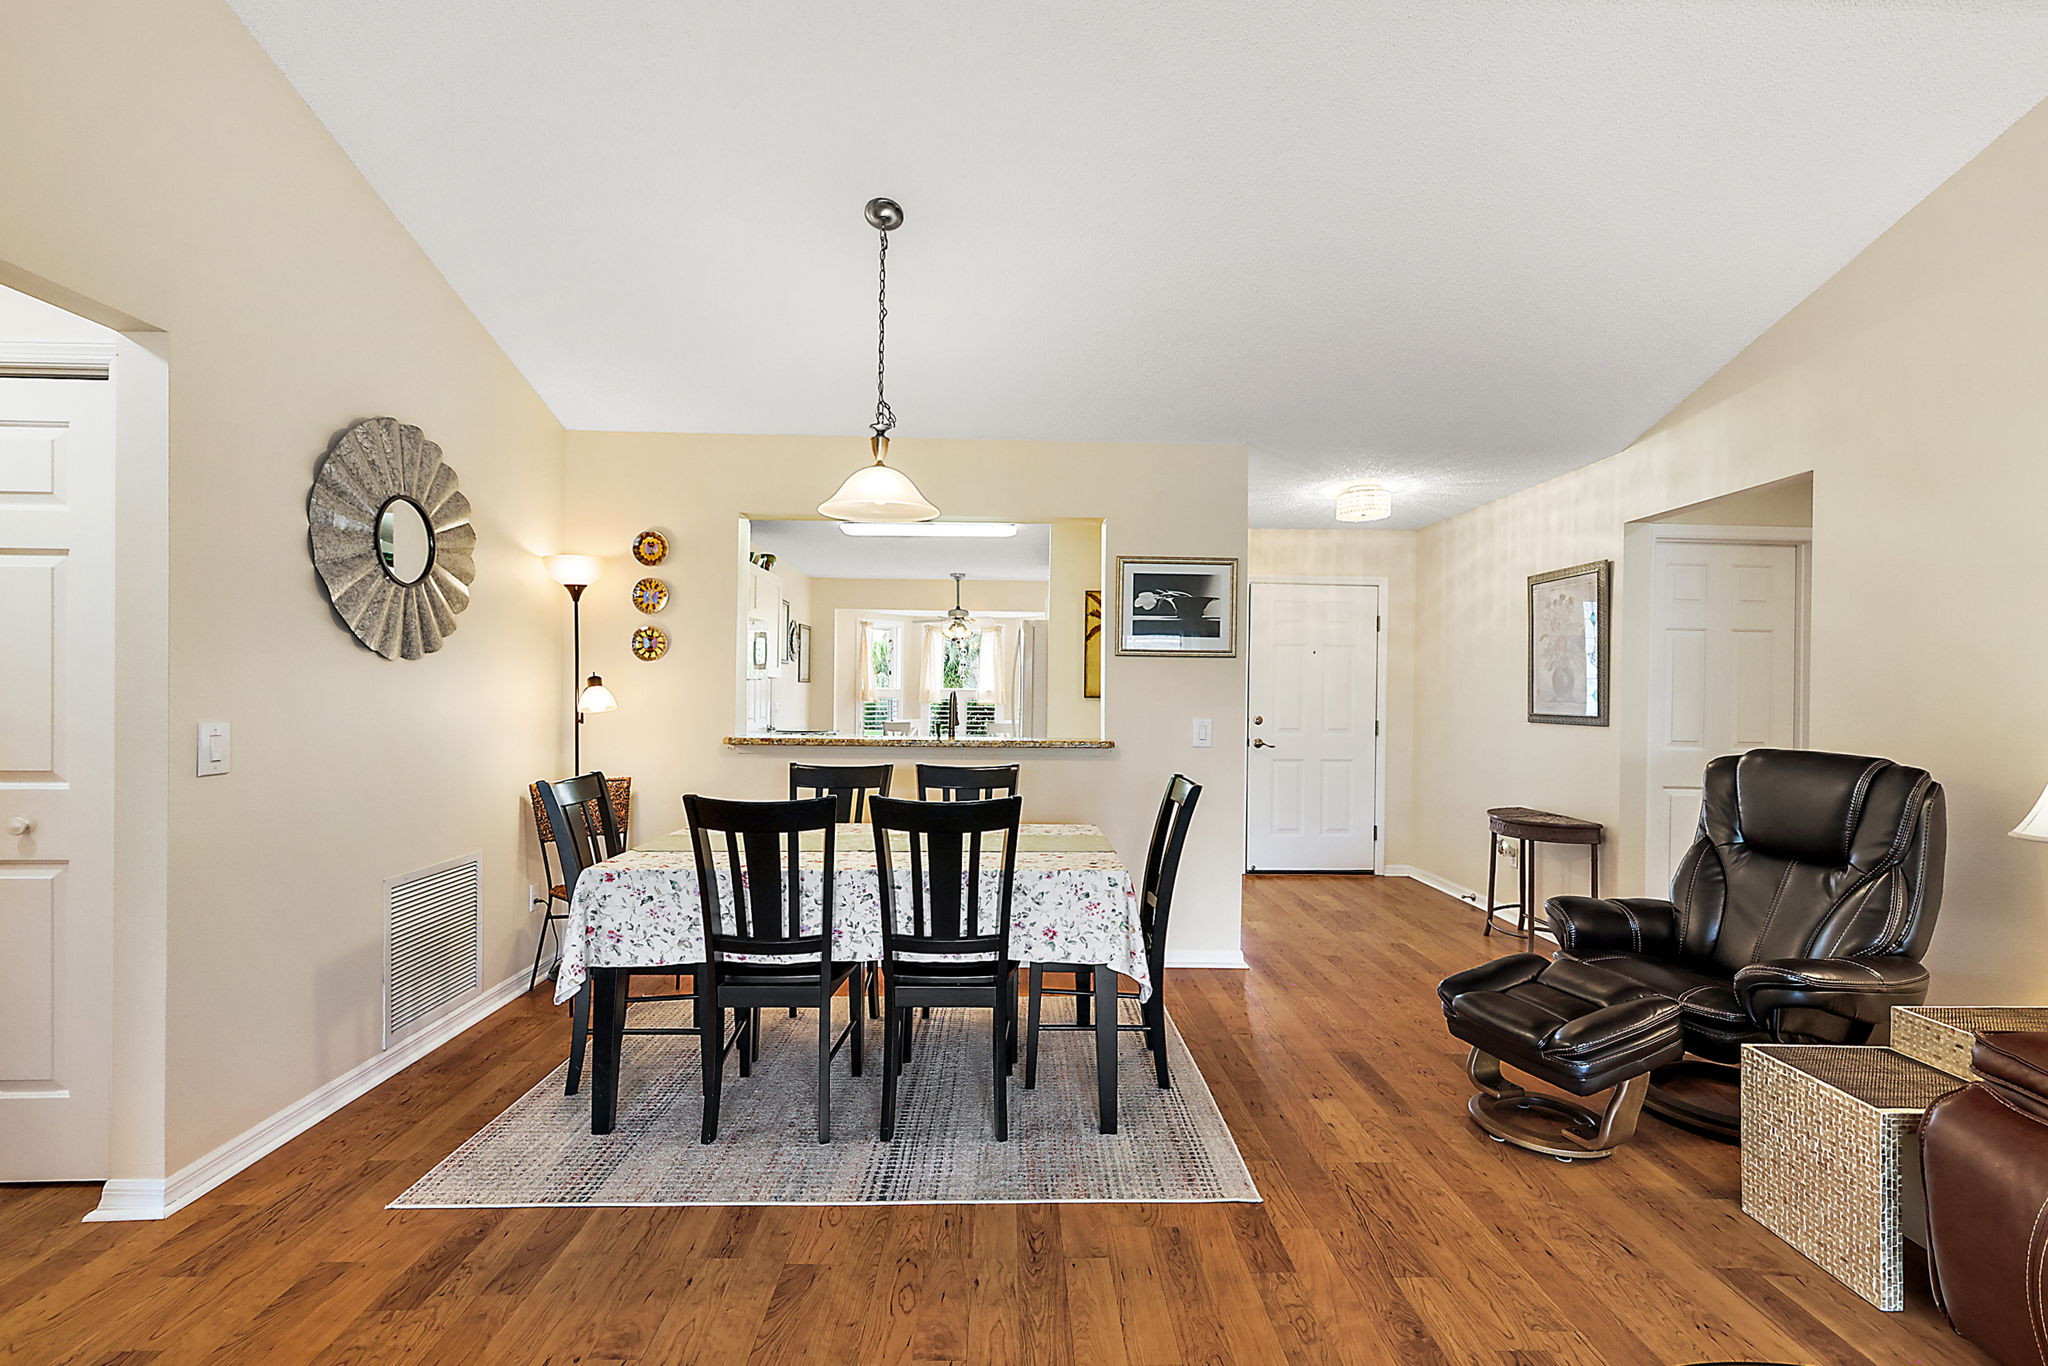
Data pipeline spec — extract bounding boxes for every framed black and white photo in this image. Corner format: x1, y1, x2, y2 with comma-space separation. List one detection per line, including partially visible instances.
1528, 560, 1610, 726
1114, 556, 1239, 658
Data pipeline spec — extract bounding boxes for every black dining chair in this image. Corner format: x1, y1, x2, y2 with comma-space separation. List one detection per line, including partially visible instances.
871, 793, 1024, 1141
685, 794, 865, 1144
526, 777, 633, 990
1025, 774, 1201, 1091
915, 762, 1020, 802
537, 773, 696, 1097
789, 761, 894, 821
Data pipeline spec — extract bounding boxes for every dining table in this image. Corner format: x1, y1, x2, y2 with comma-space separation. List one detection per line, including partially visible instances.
555, 822, 1145, 1136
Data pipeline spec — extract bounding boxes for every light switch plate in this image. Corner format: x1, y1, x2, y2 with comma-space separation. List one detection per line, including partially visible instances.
196, 721, 231, 777
1192, 718, 1213, 748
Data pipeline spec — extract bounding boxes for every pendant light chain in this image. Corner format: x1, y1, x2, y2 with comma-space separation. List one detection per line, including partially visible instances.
871, 229, 897, 440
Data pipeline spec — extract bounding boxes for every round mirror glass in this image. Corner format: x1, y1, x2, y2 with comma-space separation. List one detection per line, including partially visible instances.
376, 497, 435, 585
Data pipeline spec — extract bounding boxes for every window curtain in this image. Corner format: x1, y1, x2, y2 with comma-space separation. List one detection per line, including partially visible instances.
919, 622, 951, 706
856, 621, 882, 703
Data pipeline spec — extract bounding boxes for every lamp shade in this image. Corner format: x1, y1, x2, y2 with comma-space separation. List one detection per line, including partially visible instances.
819, 438, 939, 522
1335, 482, 1393, 522
2012, 783, 2048, 841
578, 673, 618, 714
547, 554, 602, 587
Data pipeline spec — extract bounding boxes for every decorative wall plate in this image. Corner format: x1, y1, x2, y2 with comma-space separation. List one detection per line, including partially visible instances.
306, 416, 475, 661
631, 577, 669, 613
632, 529, 669, 565
631, 625, 669, 661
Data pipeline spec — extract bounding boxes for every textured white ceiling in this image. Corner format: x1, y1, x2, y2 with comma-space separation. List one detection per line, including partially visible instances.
748, 521, 1051, 581
229, 1, 2048, 529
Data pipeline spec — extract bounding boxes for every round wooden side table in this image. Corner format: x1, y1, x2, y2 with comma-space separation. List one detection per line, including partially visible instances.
1483, 806, 1603, 941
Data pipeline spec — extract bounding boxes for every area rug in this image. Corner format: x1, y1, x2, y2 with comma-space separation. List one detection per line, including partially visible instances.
391, 1002, 1260, 1208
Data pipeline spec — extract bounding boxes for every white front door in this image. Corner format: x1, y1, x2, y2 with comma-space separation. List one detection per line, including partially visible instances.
1645, 536, 1806, 888
1246, 581, 1381, 871
0, 371, 115, 1181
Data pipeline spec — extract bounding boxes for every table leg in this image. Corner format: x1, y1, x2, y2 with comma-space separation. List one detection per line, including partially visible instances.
1483, 834, 1499, 937
1590, 842, 1600, 898
1519, 839, 1535, 941
590, 968, 626, 1135
1095, 967, 1118, 1135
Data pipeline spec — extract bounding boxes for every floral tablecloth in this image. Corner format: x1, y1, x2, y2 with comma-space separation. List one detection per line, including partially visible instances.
555, 823, 1145, 1004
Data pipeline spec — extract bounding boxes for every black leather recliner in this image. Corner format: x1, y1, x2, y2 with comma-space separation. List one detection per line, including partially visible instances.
1545, 748, 1946, 1136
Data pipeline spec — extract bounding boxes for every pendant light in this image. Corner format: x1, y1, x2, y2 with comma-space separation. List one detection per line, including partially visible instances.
943, 571, 978, 641
819, 198, 940, 522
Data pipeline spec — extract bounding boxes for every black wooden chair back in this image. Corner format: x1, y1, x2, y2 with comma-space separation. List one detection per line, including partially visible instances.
915, 763, 1021, 802
537, 772, 627, 898
1139, 775, 1202, 975
685, 795, 838, 968
870, 794, 1022, 970
789, 762, 894, 822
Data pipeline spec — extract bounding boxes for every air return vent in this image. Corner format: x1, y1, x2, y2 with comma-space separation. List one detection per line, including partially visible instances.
384, 853, 482, 1046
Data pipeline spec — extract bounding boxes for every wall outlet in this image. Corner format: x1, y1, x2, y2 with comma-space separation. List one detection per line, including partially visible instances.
1495, 835, 1520, 861
1192, 718, 1213, 748
529, 884, 540, 913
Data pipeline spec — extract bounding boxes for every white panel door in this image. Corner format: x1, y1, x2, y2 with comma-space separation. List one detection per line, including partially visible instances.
0, 375, 114, 1181
1247, 582, 1380, 871
1645, 538, 1803, 887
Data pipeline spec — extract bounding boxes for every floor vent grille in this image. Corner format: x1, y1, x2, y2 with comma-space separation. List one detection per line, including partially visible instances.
385, 853, 482, 1046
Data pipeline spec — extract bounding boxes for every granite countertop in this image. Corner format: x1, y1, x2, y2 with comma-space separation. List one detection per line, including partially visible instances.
724, 735, 1115, 749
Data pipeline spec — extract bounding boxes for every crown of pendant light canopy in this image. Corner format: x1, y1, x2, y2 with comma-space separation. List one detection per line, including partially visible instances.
943, 571, 978, 641
1335, 481, 1394, 522
820, 198, 940, 523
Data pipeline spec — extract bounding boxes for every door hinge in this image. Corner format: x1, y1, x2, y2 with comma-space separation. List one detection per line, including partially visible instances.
1373, 825, 1379, 840
1376, 615, 1382, 632
1375, 720, 1381, 736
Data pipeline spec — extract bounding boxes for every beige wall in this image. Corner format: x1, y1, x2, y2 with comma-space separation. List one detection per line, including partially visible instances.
1, 2, 568, 1173
1246, 529, 1419, 866
1647, 472, 1814, 527
1408, 99, 2048, 1003
1047, 519, 1105, 738
566, 433, 1250, 962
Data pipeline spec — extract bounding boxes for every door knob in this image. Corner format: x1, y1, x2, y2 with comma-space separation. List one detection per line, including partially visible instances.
1251, 738, 1277, 749
6, 817, 32, 836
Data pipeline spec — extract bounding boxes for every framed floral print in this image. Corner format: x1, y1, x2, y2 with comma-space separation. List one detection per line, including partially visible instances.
1528, 560, 1610, 725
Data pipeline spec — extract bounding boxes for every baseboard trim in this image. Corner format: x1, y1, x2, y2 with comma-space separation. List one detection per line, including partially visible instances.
83, 968, 534, 1223
1164, 949, 1250, 970
1383, 866, 1559, 947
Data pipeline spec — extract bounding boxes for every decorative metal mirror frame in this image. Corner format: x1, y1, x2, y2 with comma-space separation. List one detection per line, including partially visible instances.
307, 416, 476, 660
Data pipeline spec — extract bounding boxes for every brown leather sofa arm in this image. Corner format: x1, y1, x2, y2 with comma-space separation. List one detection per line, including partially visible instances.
1733, 954, 1930, 1029
1543, 896, 1680, 957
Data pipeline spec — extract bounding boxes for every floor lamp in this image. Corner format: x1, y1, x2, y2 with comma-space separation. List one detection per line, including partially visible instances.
546, 556, 617, 773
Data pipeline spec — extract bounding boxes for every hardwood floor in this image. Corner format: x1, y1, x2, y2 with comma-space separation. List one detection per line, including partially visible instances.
1, 875, 1991, 1365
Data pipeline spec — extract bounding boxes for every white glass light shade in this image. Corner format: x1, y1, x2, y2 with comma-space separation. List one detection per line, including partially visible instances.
818, 438, 939, 522
578, 673, 618, 714
943, 613, 977, 641
2012, 783, 2048, 841
547, 554, 602, 587
1335, 482, 1393, 523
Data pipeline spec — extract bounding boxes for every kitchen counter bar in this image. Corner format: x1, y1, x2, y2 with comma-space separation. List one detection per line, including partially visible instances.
724, 735, 1115, 749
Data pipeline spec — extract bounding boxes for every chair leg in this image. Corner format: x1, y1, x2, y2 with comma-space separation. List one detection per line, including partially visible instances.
868, 963, 881, 1019
993, 994, 1010, 1142
880, 999, 899, 1142
528, 911, 555, 991
817, 992, 833, 1145
1148, 994, 1172, 1090
850, 968, 865, 1078
699, 983, 722, 1144
736, 1008, 753, 1079
565, 981, 591, 1096
1024, 964, 1044, 1089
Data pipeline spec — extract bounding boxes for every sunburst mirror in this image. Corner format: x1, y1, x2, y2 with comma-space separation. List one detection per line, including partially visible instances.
307, 416, 477, 660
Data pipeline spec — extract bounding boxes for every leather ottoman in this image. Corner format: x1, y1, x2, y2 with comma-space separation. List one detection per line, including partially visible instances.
1439, 953, 1686, 1160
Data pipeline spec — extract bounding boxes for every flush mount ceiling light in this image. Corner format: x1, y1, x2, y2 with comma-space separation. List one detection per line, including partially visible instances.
1335, 481, 1394, 522
840, 522, 1018, 539
943, 571, 978, 641
819, 197, 940, 523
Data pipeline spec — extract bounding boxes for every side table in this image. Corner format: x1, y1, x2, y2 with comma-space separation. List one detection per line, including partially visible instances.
1891, 1004, 2048, 1078
1740, 1044, 1963, 1310
1482, 807, 1602, 940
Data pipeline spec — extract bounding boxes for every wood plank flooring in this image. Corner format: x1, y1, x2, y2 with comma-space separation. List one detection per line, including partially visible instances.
0, 875, 1992, 1364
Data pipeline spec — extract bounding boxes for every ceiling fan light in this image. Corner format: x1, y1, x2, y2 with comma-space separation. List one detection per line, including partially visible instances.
1335, 482, 1393, 522
819, 437, 940, 522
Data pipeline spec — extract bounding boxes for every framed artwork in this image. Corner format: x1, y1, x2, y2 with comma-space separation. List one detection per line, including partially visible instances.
795, 623, 812, 683
747, 623, 774, 677
1528, 560, 1610, 726
1114, 556, 1239, 658
1083, 589, 1103, 697
780, 599, 795, 663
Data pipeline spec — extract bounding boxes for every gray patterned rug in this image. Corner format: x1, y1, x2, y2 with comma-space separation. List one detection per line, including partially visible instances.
391, 1001, 1259, 1207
